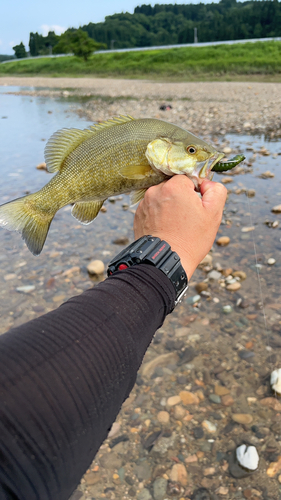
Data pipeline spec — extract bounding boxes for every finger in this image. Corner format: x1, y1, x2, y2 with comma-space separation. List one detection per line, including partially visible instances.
200, 180, 227, 209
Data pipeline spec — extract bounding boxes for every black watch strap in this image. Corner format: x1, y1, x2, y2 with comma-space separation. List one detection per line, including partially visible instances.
107, 235, 188, 307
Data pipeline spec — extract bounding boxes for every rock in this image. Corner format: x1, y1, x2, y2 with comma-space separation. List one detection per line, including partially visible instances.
179, 391, 199, 405
272, 204, 281, 213
239, 350, 255, 360
87, 260, 105, 275
195, 282, 208, 293
173, 405, 186, 420
85, 471, 101, 485
243, 122, 251, 129
216, 236, 230, 246
203, 467, 215, 476
226, 282, 241, 291
221, 395, 234, 406
16, 285, 35, 293
209, 394, 221, 404
185, 454, 198, 464
153, 477, 167, 500
141, 353, 178, 378
267, 258, 276, 265
215, 385, 230, 396
137, 488, 153, 500
241, 226, 255, 232
232, 414, 253, 425
157, 411, 170, 424
167, 395, 181, 407
108, 422, 121, 438
246, 189, 256, 197
152, 433, 176, 455
186, 294, 201, 304
36, 162, 47, 170
233, 270, 247, 280
112, 236, 129, 245
175, 327, 190, 338
266, 457, 281, 477
207, 270, 221, 280
236, 444, 259, 471
222, 305, 232, 314
260, 170, 274, 178
169, 463, 188, 486
191, 487, 212, 500
260, 397, 281, 411
202, 420, 217, 433
193, 426, 204, 439
216, 486, 229, 495
221, 176, 233, 184
223, 146, 232, 154
270, 368, 281, 395
199, 253, 213, 266
4, 273, 17, 280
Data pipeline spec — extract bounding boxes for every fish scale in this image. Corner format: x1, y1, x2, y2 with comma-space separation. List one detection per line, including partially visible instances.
0, 116, 244, 255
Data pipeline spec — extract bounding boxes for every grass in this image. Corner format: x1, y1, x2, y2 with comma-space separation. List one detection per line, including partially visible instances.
1, 41, 281, 81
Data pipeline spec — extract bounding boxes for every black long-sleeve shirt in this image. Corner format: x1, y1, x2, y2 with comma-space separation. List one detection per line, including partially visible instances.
0, 265, 175, 500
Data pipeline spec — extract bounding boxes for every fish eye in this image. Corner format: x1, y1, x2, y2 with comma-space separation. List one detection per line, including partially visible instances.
187, 146, 197, 154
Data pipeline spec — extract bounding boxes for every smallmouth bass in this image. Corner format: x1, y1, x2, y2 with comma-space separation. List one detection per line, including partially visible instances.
0, 116, 244, 255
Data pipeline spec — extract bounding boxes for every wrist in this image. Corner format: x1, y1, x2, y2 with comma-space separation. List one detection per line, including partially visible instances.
107, 235, 188, 308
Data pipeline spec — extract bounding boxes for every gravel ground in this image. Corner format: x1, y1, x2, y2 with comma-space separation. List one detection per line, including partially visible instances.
1, 76, 281, 138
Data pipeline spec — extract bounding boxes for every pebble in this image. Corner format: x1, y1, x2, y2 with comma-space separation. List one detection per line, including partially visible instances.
137, 489, 153, 500
241, 226, 255, 232
87, 259, 105, 275
203, 467, 215, 476
16, 285, 35, 293
221, 176, 233, 184
202, 420, 217, 433
260, 397, 281, 411
36, 162, 47, 170
267, 258, 276, 265
112, 236, 129, 245
232, 413, 253, 425
185, 454, 198, 463
223, 146, 232, 154
260, 170, 274, 178
179, 391, 199, 405
216, 486, 229, 495
153, 478, 167, 500
209, 394, 221, 404
270, 368, 281, 394
199, 253, 213, 265
195, 282, 208, 293
233, 270, 247, 280
173, 405, 186, 420
215, 385, 230, 396
4, 273, 17, 281
167, 395, 181, 407
226, 282, 241, 291
169, 463, 188, 486
186, 294, 201, 304
236, 444, 259, 471
272, 204, 281, 213
191, 488, 212, 500
267, 457, 281, 477
108, 422, 121, 438
247, 189, 256, 197
141, 352, 178, 378
221, 395, 234, 406
216, 236, 230, 246
157, 411, 170, 424
222, 305, 232, 314
207, 270, 221, 280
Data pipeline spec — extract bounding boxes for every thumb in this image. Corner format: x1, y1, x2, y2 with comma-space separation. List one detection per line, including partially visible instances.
200, 180, 227, 211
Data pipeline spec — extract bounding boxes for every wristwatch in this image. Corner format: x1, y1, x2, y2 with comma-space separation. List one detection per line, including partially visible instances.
107, 235, 188, 307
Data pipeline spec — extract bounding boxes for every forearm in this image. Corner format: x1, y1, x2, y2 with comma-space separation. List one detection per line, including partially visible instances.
0, 265, 175, 500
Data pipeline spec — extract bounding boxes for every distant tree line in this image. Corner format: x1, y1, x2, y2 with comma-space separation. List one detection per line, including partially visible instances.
82, 0, 281, 48
13, 0, 281, 59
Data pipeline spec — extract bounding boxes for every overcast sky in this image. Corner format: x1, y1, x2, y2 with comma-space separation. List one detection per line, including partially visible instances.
1, 0, 220, 55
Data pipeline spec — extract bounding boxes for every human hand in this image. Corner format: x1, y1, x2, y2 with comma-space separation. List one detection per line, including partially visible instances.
134, 176, 227, 279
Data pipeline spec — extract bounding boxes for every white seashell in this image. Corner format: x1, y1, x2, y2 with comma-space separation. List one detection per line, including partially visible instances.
270, 368, 281, 395
236, 444, 259, 471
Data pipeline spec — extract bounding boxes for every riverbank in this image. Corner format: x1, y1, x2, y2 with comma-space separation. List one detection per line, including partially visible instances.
1, 77, 281, 139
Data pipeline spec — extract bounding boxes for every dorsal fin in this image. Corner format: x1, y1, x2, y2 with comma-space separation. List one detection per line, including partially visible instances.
89, 115, 135, 132
44, 115, 135, 174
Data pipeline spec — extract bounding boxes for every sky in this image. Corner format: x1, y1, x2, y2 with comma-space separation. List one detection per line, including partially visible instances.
0, 0, 219, 55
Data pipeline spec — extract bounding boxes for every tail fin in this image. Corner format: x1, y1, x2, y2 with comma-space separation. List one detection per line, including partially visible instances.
0, 194, 54, 255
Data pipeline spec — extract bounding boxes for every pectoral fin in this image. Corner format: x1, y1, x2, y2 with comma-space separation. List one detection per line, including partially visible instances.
130, 189, 147, 206
71, 200, 105, 224
119, 163, 154, 180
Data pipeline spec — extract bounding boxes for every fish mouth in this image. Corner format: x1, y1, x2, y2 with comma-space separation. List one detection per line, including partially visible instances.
198, 152, 225, 179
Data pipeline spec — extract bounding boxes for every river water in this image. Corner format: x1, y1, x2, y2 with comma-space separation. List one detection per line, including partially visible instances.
0, 86, 281, 499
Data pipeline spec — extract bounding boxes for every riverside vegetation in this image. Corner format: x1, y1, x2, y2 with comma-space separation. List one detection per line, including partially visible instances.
1, 41, 281, 81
